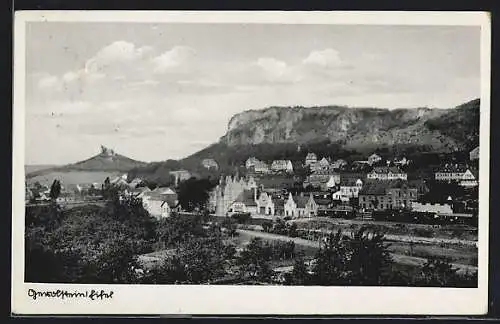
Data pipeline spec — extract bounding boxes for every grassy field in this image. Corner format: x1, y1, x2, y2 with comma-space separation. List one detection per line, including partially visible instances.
294, 218, 478, 242
26, 170, 122, 187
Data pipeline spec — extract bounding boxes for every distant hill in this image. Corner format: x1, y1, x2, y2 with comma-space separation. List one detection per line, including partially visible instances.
26, 145, 147, 179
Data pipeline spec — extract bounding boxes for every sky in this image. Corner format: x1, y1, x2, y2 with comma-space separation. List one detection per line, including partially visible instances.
24, 22, 481, 165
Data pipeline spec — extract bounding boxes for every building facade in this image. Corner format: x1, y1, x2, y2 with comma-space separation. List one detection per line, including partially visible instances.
201, 158, 219, 170
284, 193, 318, 218
358, 181, 417, 210
367, 166, 407, 181
305, 153, 318, 166
271, 160, 294, 173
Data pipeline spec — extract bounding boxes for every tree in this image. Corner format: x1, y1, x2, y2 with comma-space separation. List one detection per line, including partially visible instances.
237, 238, 273, 282
346, 227, 392, 286
287, 252, 310, 285
415, 257, 461, 287
49, 179, 61, 200
311, 230, 351, 285
262, 221, 273, 233
177, 178, 215, 212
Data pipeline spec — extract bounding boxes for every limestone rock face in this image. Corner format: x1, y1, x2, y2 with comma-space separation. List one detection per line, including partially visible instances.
220, 99, 480, 152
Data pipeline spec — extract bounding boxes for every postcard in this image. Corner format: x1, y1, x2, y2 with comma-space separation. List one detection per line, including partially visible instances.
12, 10, 490, 315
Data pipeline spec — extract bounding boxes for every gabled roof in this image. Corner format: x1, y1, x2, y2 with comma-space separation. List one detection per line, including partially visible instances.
293, 194, 314, 208
315, 198, 331, 206
370, 166, 404, 174
152, 187, 176, 195
160, 195, 179, 208
359, 182, 388, 195
234, 189, 257, 206
435, 164, 469, 173
339, 178, 362, 186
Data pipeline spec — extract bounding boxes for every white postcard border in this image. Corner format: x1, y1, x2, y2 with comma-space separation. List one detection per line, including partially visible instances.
12, 10, 491, 315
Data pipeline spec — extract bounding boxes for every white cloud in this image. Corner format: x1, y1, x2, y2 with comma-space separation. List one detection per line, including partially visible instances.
303, 48, 343, 67
37, 74, 60, 90
152, 46, 196, 73
256, 57, 287, 79
84, 41, 153, 73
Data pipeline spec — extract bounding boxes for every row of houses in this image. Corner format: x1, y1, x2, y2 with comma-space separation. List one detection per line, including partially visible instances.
245, 157, 294, 174
434, 164, 478, 187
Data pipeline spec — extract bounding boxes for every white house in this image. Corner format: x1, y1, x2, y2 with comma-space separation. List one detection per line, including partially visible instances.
311, 157, 331, 172
435, 165, 473, 182
412, 202, 453, 214
271, 160, 294, 173
229, 189, 258, 214
368, 166, 407, 181
326, 175, 338, 190
142, 192, 179, 219
459, 169, 479, 187
339, 178, 363, 199
305, 153, 318, 166
245, 157, 260, 169
201, 158, 219, 170
256, 192, 275, 216
368, 153, 382, 165
331, 159, 347, 170
284, 193, 318, 218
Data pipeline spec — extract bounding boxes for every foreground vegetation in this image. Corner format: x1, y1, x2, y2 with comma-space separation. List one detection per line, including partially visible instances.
25, 194, 477, 287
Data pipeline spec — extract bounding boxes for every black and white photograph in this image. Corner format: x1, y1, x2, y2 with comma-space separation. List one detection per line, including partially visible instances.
12, 11, 490, 315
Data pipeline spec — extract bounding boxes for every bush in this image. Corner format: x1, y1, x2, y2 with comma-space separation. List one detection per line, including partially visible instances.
231, 212, 252, 224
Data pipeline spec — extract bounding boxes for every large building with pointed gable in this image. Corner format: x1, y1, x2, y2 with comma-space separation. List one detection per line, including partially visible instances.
211, 174, 258, 216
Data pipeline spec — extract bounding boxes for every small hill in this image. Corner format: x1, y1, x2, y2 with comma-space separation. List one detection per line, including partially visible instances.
26, 145, 146, 179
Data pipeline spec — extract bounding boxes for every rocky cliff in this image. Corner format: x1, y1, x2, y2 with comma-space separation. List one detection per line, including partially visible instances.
221, 99, 480, 152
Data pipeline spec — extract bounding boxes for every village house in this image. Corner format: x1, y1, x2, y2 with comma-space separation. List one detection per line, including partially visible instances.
459, 169, 479, 188
229, 189, 258, 215
304, 153, 318, 166
412, 202, 453, 214
408, 179, 430, 198
469, 146, 479, 161
255, 191, 275, 216
284, 192, 318, 218
434, 164, 474, 183
358, 180, 417, 211
128, 178, 144, 189
212, 175, 258, 215
339, 178, 363, 200
332, 190, 349, 203
253, 160, 270, 174
394, 157, 410, 166
304, 170, 340, 190
367, 166, 407, 181
201, 158, 219, 170
271, 160, 294, 173
245, 157, 260, 169
310, 157, 331, 172
125, 186, 151, 198
331, 159, 348, 170
141, 190, 180, 219
368, 153, 382, 166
